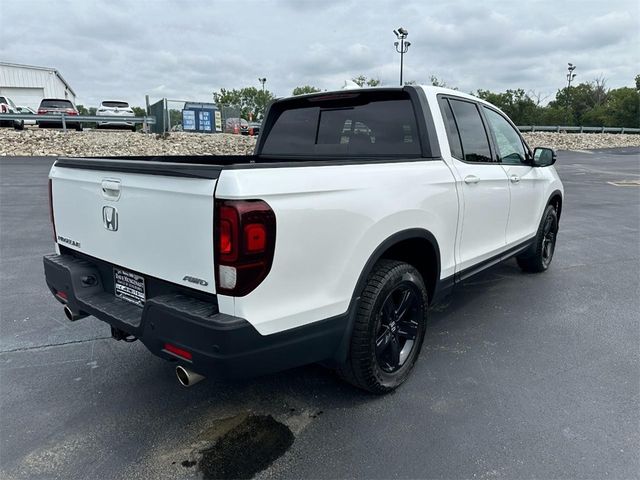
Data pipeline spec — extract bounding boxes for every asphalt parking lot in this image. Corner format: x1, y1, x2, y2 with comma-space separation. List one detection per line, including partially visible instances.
1, 149, 638, 479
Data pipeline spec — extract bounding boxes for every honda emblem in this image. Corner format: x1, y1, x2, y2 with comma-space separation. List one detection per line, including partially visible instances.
102, 206, 118, 231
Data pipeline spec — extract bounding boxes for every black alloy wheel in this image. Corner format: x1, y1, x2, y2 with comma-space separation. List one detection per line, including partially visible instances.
517, 204, 559, 273
375, 283, 421, 373
338, 260, 428, 394
541, 212, 557, 268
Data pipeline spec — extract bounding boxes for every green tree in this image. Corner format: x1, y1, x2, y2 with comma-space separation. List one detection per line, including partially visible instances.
605, 87, 640, 128
351, 75, 381, 87
429, 75, 449, 88
132, 106, 147, 117
476, 89, 543, 125
169, 109, 182, 128
292, 85, 321, 96
549, 83, 601, 125
76, 104, 89, 115
213, 87, 275, 120
635, 74, 640, 91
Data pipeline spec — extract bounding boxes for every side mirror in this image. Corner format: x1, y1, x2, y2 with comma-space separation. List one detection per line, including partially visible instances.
532, 147, 557, 167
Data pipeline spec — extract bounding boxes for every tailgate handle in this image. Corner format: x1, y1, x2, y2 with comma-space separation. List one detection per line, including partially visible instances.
101, 179, 121, 200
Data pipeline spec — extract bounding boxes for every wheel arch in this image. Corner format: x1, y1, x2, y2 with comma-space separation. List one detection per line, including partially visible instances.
333, 228, 442, 363
547, 189, 563, 222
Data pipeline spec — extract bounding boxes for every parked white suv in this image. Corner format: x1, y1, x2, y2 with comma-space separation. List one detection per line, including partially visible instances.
96, 100, 136, 131
44, 86, 563, 393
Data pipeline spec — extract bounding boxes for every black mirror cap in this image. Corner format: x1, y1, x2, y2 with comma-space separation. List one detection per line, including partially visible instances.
533, 147, 557, 167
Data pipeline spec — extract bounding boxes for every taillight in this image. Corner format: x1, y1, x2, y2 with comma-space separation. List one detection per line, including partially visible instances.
214, 199, 276, 296
38, 108, 48, 114
66, 109, 78, 115
48, 179, 56, 241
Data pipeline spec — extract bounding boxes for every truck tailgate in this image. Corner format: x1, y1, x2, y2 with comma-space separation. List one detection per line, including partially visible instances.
50, 160, 219, 294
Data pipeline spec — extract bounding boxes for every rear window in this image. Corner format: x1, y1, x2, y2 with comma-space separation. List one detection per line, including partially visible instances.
102, 101, 129, 108
261, 91, 421, 157
40, 99, 74, 108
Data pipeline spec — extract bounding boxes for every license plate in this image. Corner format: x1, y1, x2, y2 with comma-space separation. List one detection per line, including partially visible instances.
114, 268, 146, 307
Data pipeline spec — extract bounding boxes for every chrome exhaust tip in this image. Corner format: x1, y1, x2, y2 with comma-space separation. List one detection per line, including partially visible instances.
176, 366, 205, 387
64, 305, 88, 322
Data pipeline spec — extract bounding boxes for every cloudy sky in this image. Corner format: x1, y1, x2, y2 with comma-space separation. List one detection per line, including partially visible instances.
1, 0, 638, 107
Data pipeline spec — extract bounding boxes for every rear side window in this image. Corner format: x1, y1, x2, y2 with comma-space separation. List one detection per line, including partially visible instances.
40, 99, 74, 109
448, 99, 493, 163
439, 99, 463, 160
261, 92, 421, 157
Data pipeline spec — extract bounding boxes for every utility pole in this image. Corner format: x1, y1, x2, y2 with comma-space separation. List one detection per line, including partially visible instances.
393, 28, 411, 86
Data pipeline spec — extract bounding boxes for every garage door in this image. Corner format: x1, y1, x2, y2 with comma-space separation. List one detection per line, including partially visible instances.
0, 87, 45, 110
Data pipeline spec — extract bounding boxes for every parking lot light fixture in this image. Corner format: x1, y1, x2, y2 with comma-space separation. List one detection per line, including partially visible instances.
567, 63, 577, 88
394, 27, 410, 86
566, 63, 577, 124
258, 77, 267, 93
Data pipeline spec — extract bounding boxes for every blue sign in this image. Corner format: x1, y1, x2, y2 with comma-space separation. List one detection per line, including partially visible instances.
182, 110, 196, 131
198, 111, 212, 132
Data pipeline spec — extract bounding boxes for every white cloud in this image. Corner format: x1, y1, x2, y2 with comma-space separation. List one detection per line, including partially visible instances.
0, 0, 637, 107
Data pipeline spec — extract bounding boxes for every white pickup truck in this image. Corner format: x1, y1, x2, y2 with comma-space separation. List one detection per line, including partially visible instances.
44, 86, 563, 393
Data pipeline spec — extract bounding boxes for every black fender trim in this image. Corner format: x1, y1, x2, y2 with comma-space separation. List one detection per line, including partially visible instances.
333, 228, 443, 363
547, 189, 563, 222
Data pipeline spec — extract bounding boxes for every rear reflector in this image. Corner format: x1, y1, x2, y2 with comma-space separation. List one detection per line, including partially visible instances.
55, 290, 68, 301
163, 343, 192, 361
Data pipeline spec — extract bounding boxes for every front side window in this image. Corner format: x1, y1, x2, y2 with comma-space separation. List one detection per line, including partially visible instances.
448, 99, 493, 163
483, 107, 526, 165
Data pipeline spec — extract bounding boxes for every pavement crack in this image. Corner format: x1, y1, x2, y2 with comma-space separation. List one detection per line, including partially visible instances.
0, 336, 112, 354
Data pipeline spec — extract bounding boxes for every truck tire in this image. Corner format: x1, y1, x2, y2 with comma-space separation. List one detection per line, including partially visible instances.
517, 204, 558, 273
338, 260, 428, 394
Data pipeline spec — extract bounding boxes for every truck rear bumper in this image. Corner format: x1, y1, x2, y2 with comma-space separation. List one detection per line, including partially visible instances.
43, 252, 346, 379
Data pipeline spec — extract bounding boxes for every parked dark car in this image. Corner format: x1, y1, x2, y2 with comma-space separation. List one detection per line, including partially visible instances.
37, 98, 83, 131
0, 95, 24, 130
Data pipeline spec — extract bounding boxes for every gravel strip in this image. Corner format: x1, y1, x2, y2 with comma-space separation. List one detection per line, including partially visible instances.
522, 132, 640, 151
0, 128, 638, 157
0, 129, 257, 157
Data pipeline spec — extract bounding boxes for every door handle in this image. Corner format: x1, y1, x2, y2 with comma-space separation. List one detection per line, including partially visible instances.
464, 175, 480, 184
510, 174, 521, 184
101, 179, 121, 200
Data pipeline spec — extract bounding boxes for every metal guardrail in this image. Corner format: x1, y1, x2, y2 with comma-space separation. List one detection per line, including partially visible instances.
518, 125, 640, 134
0, 113, 156, 132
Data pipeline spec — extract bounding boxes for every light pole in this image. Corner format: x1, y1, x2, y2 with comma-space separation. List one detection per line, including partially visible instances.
258, 77, 267, 93
393, 28, 411, 86
566, 63, 577, 124
566, 63, 577, 89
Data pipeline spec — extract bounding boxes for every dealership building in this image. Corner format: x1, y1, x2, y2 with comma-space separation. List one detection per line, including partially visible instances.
0, 62, 77, 110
